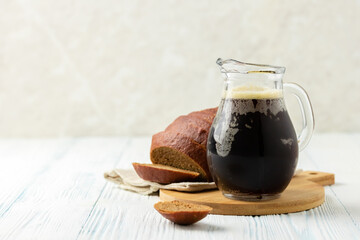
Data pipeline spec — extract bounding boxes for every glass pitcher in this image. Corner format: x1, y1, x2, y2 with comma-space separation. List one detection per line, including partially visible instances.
207, 58, 314, 201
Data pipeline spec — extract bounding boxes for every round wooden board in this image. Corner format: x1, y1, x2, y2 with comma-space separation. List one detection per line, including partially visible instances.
160, 171, 335, 215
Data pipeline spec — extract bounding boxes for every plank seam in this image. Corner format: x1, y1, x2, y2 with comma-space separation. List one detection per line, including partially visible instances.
76, 138, 131, 239
305, 150, 360, 232
0, 139, 76, 219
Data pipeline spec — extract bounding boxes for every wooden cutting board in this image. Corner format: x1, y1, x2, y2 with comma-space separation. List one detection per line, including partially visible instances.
160, 171, 335, 215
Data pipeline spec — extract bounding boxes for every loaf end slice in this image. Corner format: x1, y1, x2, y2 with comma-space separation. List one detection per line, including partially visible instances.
132, 163, 200, 184
154, 200, 212, 225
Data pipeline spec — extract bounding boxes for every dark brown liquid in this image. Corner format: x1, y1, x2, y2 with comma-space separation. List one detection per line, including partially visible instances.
207, 98, 298, 196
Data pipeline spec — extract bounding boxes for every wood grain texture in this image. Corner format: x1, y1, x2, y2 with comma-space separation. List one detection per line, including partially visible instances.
159, 171, 334, 215
0, 134, 359, 240
0, 138, 128, 240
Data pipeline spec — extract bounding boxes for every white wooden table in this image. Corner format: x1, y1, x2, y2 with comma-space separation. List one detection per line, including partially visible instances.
0, 133, 359, 240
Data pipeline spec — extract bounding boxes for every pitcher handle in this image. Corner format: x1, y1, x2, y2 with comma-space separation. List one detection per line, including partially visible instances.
283, 82, 315, 151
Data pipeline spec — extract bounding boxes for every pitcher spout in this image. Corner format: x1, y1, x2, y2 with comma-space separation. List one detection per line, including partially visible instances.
216, 58, 285, 75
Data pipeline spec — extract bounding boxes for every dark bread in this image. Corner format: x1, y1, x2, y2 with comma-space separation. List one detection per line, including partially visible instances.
150, 107, 218, 182
165, 115, 209, 147
132, 163, 200, 184
188, 108, 217, 123
154, 200, 212, 225
150, 131, 210, 181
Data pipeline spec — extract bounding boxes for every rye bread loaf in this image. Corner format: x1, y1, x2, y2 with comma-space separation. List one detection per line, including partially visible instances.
150, 107, 217, 182
132, 163, 200, 184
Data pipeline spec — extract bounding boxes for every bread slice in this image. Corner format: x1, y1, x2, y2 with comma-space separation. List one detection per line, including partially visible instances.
154, 200, 212, 225
132, 163, 200, 184
150, 131, 211, 181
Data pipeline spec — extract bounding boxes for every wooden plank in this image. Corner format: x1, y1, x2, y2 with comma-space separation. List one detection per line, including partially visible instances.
0, 139, 75, 220
77, 136, 360, 240
0, 135, 359, 239
305, 133, 360, 231
0, 138, 128, 239
77, 137, 159, 239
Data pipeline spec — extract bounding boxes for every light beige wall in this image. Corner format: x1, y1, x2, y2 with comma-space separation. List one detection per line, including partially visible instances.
0, 0, 359, 137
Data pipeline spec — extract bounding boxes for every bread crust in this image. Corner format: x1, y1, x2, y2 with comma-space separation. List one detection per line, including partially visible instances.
188, 108, 217, 123
165, 115, 209, 147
